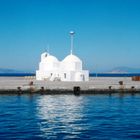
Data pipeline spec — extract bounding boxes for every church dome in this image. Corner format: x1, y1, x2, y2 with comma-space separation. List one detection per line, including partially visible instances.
44, 54, 59, 63
62, 54, 82, 63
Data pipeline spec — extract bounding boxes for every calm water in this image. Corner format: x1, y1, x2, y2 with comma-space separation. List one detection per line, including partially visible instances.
1, 73, 140, 77
0, 94, 140, 140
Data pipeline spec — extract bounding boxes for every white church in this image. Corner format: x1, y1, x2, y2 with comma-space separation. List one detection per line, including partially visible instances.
36, 31, 89, 82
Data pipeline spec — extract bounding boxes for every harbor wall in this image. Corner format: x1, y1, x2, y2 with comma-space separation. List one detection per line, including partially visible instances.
0, 77, 140, 94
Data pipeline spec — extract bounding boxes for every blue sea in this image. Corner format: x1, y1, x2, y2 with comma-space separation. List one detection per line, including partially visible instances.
0, 94, 140, 140
1, 73, 140, 77
0, 73, 35, 77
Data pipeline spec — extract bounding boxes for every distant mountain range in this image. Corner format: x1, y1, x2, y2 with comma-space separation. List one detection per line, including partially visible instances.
1, 67, 140, 74
108, 67, 140, 73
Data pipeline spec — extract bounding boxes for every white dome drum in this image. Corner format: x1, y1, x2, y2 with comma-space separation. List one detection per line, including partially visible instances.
62, 54, 82, 63
44, 55, 59, 63
62, 54, 82, 71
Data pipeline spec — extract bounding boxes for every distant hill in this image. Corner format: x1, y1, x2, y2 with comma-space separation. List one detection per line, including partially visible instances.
109, 67, 140, 73
0, 68, 24, 73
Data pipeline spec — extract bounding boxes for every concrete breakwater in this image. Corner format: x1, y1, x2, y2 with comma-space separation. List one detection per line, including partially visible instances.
0, 77, 140, 94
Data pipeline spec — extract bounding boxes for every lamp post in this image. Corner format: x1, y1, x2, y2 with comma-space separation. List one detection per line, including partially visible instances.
70, 31, 75, 55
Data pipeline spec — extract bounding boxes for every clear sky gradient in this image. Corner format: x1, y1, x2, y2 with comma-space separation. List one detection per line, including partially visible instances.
0, 0, 140, 72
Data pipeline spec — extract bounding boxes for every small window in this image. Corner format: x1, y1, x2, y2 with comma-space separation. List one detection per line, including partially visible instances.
64, 73, 66, 78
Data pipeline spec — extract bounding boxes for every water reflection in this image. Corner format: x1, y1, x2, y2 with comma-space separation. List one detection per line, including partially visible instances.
36, 95, 85, 139
0, 94, 140, 139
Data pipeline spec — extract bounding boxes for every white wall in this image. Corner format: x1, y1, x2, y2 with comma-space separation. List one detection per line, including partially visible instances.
36, 54, 89, 81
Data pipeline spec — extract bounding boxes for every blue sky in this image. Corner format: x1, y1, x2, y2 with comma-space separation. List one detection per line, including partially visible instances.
0, 0, 140, 72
